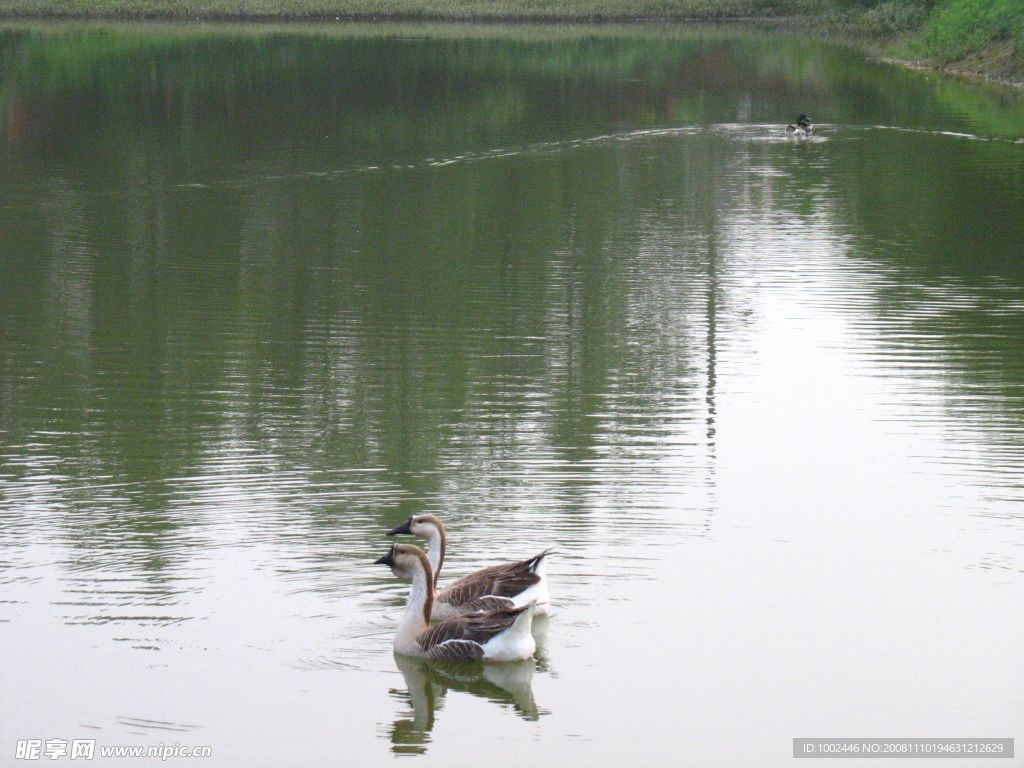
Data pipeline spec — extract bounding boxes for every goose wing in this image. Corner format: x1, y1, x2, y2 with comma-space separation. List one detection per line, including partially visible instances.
417, 604, 532, 658
438, 566, 538, 606
437, 550, 553, 607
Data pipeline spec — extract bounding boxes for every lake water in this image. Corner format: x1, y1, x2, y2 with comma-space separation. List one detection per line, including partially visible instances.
1, 21, 1023, 768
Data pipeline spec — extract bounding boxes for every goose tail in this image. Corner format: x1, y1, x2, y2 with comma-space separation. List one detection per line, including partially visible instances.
525, 548, 556, 576
513, 550, 553, 615
483, 602, 537, 662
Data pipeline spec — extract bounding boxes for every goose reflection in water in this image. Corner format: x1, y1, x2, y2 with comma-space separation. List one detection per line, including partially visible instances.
386, 626, 549, 755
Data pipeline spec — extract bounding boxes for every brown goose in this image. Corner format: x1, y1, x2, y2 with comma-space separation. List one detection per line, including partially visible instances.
386, 514, 552, 621
375, 543, 538, 662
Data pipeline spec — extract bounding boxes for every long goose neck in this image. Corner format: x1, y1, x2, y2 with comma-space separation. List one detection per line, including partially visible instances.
402, 549, 435, 629
423, 523, 446, 592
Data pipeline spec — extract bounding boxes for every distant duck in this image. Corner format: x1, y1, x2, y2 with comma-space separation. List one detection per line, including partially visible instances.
375, 543, 538, 662
786, 114, 814, 138
387, 514, 552, 621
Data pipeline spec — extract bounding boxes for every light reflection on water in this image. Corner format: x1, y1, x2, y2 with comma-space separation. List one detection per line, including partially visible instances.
1, 21, 1024, 767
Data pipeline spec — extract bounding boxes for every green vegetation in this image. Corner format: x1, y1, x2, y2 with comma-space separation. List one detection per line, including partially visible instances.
0, 0, 1021, 81
917, 0, 1023, 74
824, 0, 1023, 80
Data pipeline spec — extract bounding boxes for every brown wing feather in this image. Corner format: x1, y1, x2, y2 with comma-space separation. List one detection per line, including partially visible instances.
460, 606, 530, 645
426, 640, 485, 662
458, 596, 517, 613
417, 615, 473, 650
437, 554, 546, 606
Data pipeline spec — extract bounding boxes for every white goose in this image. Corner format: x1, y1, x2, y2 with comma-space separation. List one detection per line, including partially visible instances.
375, 543, 537, 662
386, 514, 551, 621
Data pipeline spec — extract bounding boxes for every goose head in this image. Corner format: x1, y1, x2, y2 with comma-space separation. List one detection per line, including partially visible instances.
375, 543, 431, 581
386, 515, 447, 590
386, 514, 445, 539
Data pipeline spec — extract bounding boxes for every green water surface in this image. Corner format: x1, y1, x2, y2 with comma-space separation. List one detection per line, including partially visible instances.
1, 21, 1023, 767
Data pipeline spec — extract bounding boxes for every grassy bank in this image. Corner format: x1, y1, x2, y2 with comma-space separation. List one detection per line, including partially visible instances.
0, 0, 1021, 83
819, 0, 1023, 83
0, 0, 824, 22
916, 0, 1023, 81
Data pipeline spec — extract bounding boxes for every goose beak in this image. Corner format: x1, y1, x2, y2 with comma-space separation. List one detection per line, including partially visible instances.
374, 550, 395, 566
386, 519, 413, 536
